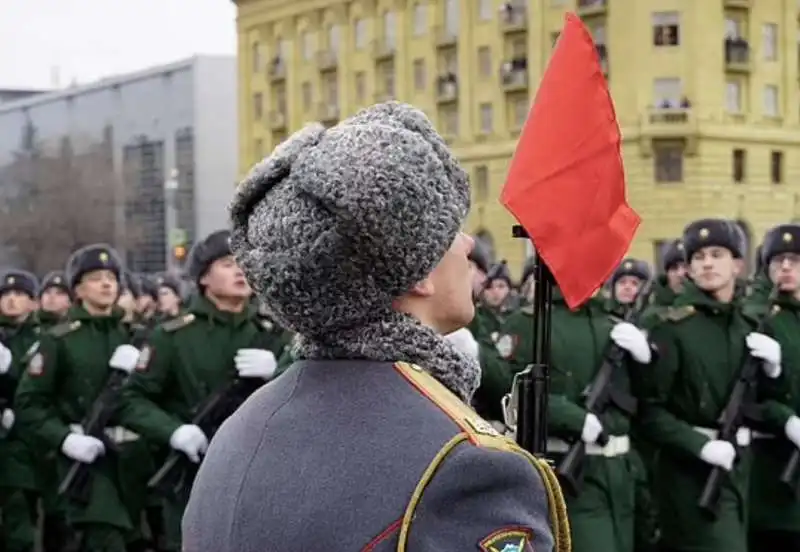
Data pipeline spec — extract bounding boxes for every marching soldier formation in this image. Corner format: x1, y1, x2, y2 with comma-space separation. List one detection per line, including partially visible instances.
3, 100, 800, 552
0, 232, 291, 551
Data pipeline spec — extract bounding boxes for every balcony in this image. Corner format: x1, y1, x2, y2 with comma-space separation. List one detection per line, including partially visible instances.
499, 5, 527, 33
576, 0, 607, 17
723, 0, 750, 8
434, 25, 458, 48
436, 75, 458, 103
268, 58, 286, 82
371, 40, 396, 61
725, 39, 751, 72
501, 64, 528, 92
316, 50, 338, 72
316, 103, 339, 124
269, 110, 287, 130
641, 106, 698, 156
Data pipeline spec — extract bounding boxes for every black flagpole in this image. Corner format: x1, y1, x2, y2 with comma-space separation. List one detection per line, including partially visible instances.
512, 225, 552, 458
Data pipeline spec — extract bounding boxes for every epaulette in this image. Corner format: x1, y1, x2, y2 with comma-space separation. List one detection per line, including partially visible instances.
393, 361, 571, 552
48, 320, 81, 338
259, 318, 274, 332
658, 305, 696, 323
162, 313, 196, 333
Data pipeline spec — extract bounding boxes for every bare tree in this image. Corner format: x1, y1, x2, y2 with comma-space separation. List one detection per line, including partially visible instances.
0, 122, 142, 275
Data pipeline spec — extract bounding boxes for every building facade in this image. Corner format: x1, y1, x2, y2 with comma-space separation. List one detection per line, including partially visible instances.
235, 0, 800, 274
0, 56, 238, 273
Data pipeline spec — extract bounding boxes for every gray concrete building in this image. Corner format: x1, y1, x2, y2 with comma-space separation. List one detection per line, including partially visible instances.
0, 55, 237, 273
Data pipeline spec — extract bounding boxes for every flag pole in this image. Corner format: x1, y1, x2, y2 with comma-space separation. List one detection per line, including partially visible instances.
512, 224, 551, 458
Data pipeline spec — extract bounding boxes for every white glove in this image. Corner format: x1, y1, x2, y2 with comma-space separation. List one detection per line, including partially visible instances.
581, 413, 603, 444
444, 328, 479, 360
1, 409, 14, 431
785, 416, 800, 449
235, 348, 277, 379
169, 424, 208, 463
108, 344, 141, 374
60, 433, 106, 464
699, 440, 736, 471
610, 322, 652, 364
746, 332, 781, 378
0, 343, 12, 375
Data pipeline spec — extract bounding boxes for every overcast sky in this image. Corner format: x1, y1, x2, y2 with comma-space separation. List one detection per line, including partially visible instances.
0, 0, 238, 90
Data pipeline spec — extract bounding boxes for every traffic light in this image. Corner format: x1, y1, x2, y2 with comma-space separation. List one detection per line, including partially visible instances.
173, 245, 187, 261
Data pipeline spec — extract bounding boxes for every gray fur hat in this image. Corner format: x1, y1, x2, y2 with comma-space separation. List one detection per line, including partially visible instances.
230, 101, 479, 400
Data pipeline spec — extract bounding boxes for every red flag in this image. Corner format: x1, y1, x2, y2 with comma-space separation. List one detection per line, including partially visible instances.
500, 13, 640, 309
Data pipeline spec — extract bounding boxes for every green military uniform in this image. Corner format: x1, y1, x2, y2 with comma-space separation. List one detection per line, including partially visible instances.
745, 225, 800, 549
471, 330, 515, 422
118, 229, 284, 551
0, 270, 42, 552
503, 286, 637, 552
640, 219, 779, 552
15, 246, 148, 552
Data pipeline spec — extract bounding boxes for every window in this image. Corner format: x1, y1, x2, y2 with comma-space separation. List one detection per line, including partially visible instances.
725, 18, 740, 39
254, 138, 263, 159
725, 81, 741, 113
445, 0, 459, 35
443, 51, 458, 73
654, 142, 683, 183
413, 59, 426, 90
653, 77, 681, 107
763, 23, 778, 61
278, 39, 290, 60
413, 3, 426, 36
276, 88, 287, 112
513, 97, 528, 128
592, 25, 607, 46
329, 25, 341, 54
512, 38, 526, 57
384, 11, 396, 48
325, 74, 338, 105
253, 92, 263, 119
355, 19, 367, 49
478, 0, 492, 21
652, 12, 680, 46
478, 46, 492, 77
252, 42, 262, 73
383, 65, 395, 97
763, 85, 779, 116
301, 82, 312, 110
355, 72, 366, 102
480, 103, 493, 134
732, 149, 746, 182
771, 151, 784, 184
303, 32, 315, 60
474, 165, 489, 201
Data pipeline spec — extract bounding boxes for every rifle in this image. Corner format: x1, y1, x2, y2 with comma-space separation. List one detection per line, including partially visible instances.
147, 329, 273, 496
146, 378, 261, 496
698, 286, 779, 518
58, 334, 147, 504
555, 284, 648, 496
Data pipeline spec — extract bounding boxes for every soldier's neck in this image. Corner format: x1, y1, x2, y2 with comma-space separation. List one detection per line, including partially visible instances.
710, 282, 736, 304
205, 293, 246, 314
83, 302, 113, 317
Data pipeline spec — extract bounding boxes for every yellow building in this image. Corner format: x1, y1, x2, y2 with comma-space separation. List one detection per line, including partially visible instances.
235, 0, 800, 275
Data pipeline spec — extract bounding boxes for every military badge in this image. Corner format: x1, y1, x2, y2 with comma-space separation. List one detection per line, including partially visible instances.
136, 345, 152, 372
28, 353, 44, 377
479, 527, 534, 552
495, 334, 518, 360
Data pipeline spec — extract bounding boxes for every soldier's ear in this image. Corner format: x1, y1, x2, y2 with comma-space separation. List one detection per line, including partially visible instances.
407, 277, 435, 298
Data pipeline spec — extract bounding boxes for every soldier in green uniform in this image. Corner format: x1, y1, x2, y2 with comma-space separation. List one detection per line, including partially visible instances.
641, 240, 686, 327
604, 258, 651, 317
502, 280, 653, 552
154, 274, 183, 321
38, 271, 72, 329
745, 224, 800, 549
135, 275, 158, 325
34, 271, 78, 552
15, 245, 145, 552
0, 270, 41, 552
640, 218, 783, 552
118, 230, 283, 552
